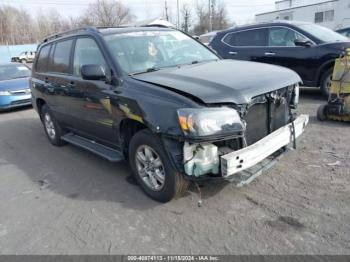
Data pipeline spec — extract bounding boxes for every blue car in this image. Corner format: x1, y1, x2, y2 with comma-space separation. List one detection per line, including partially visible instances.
0, 63, 32, 111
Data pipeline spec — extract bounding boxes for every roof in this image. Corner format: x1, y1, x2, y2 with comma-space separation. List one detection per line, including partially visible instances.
99, 26, 174, 35
218, 20, 311, 34
337, 27, 350, 32
40, 26, 175, 45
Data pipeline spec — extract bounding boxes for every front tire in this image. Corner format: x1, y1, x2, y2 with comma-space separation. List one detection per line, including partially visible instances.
320, 69, 333, 98
41, 105, 66, 146
129, 129, 188, 202
317, 104, 328, 121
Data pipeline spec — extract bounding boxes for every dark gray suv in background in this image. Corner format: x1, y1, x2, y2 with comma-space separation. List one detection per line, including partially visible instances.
210, 21, 350, 96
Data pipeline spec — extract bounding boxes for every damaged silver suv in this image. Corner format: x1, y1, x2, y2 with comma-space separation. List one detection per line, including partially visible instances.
31, 26, 309, 202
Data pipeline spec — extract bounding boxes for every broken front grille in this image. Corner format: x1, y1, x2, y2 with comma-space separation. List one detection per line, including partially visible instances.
244, 94, 289, 145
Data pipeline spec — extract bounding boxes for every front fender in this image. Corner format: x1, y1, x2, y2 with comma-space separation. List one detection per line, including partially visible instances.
110, 78, 201, 138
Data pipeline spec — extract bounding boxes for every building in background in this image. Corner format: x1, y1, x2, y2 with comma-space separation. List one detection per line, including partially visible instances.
256, 0, 350, 30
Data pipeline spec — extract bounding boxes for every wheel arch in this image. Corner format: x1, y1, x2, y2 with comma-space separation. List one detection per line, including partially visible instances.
316, 60, 335, 86
36, 98, 46, 119
119, 118, 148, 158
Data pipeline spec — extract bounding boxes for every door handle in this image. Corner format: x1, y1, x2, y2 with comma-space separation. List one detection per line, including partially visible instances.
229, 51, 238, 55
265, 52, 276, 56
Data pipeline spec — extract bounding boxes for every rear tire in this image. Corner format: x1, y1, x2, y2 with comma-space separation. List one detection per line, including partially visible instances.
320, 69, 333, 98
129, 129, 188, 202
40, 105, 66, 146
317, 104, 328, 121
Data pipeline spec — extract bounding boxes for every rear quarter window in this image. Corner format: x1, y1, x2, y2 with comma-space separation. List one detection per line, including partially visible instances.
223, 29, 267, 47
49, 39, 73, 74
36, 45, 51, 73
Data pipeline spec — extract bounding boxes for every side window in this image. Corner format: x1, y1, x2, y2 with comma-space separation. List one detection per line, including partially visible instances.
268, 27, 307, 47
223, 29, 266, 47
36, 45, 51, 73
49, 39, 73, 74
73, 38, 107, 76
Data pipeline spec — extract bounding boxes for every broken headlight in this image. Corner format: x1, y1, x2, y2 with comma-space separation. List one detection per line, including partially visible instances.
177, 107, 245, 137
290, 84, 300, 109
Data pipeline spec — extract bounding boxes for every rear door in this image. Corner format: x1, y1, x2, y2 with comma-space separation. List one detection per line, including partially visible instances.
262, 26, 318, 82
45, 38, 76, 124
217, 28, 268, 63
32, 44, 53, 107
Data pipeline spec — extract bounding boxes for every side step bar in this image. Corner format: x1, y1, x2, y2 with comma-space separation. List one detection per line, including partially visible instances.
61, 133, 124, 162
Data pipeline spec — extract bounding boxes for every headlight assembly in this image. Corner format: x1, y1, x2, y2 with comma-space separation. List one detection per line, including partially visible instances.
290, 84, 300, 109
0, 91, 11, 96
177, 107, 245, 137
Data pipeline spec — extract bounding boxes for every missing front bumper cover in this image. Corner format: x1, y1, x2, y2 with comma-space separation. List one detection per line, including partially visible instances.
221, 114, 309, 177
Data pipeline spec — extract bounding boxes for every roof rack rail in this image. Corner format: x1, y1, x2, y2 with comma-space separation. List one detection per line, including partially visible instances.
95, 26, 130, 29
42, 26, 99, 43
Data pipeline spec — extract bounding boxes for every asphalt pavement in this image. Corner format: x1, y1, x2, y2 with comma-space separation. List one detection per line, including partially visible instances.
0, 89, 349, 255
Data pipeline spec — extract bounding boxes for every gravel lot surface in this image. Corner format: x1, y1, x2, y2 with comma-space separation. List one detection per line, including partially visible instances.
0, 88, 349, 255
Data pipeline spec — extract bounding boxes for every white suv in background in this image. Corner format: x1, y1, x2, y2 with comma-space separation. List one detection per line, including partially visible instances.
11, 51, 36, 63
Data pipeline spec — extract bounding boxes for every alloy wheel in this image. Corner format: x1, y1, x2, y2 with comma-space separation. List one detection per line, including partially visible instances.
44, 113, 56, 140
135, 145, 166, 191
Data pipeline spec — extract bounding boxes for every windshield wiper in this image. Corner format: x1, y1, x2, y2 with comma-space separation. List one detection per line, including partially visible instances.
129, 67, 160, 76
180, 59, 219, 67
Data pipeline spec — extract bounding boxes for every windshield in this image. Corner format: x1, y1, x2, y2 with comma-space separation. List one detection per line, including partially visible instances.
299, 24, 349, 43
0, 64, 31, 81
104, 30, 218, 74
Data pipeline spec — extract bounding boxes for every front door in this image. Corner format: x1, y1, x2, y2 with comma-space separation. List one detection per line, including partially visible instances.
70, 37, 116, 145
262, 26, 318, 82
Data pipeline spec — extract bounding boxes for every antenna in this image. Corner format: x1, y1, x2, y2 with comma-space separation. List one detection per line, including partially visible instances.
177, 0, 180, 29
165, 0, 169, 21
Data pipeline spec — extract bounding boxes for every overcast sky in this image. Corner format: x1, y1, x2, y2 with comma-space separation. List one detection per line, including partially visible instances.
2, 0, 276, 25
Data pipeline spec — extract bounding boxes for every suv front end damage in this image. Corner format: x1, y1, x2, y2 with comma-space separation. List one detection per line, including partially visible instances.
178, 85, 309, 185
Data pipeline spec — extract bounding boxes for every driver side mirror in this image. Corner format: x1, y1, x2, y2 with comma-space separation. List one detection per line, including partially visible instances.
294, 39, 313, 47
81, 64, 106, 81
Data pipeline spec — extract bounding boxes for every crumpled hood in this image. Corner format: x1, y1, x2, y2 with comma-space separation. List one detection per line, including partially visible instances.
132, 60, 301, 104
0, 77, 30, 92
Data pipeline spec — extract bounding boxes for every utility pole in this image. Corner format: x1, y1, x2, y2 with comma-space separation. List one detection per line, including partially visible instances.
177, 0, 180, 29
164, 0, 169, 21
208, 0, 212, 32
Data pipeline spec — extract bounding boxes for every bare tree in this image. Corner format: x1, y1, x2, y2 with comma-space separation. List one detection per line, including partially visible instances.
193, 4, 208, 35
0, 0, 136, 45
193, 0, 229, 35
0, 6, 36, 45
83, 0, 134, 27
181, 4, 192, 33
211, 0, 229, 31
